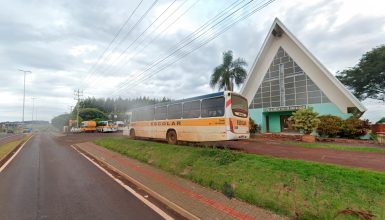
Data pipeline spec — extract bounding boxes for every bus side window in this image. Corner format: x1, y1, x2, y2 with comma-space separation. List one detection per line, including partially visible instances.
155, 106, 167, 120
133, 109, 143, 121
201, 97, 225, 118
143, 107, 155, 121
167, 103, 182, 119
183, 100, 201, 118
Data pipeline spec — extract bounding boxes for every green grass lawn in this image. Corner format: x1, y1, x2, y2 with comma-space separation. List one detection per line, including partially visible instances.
284, 141, 385, 154
94, 137, 385, 220
0, 135, 30, 160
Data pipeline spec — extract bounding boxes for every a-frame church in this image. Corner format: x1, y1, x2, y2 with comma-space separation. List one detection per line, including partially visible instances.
241, 18, 366, 133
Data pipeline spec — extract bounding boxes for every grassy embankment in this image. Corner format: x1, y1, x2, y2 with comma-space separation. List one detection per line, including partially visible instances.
0, 135, 31, 160
285, 141, 385, 154
94, 137, 385, 220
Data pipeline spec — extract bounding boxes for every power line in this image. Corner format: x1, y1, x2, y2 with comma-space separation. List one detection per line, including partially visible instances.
98, 0, 194, 80
116, 0, 276, 96
95, 0, 176, 79
110, 0, 243, 90
83, 0, 145, 88
111, 0, 255, 96
112, 0, 250, 95
85, 0, 160, 87
86, 0, 200, 93
105, 0, 231, 82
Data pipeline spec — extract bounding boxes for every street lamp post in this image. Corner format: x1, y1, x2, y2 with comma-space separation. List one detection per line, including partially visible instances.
31, 97, 36, 122
18, 69, 31, 123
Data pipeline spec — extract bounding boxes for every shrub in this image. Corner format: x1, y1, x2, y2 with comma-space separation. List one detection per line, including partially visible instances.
291, 107, 320, 135
317, 115, 343, 137
222, 182, 234, 199
341, 117, 371, 138
249, 118, 258, 134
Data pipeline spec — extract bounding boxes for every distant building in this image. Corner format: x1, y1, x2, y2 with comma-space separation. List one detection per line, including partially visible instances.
241, 18, 366, 133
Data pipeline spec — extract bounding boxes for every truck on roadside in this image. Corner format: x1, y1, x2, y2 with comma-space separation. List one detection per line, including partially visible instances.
96, 121, 117, 133
114, 121, 126, 132
80, 121, 97, 133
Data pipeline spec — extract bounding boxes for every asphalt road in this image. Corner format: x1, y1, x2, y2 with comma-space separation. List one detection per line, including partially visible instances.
0, 132, 163, 220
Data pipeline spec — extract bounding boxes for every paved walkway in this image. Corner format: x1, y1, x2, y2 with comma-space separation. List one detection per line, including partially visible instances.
215, 139, 385, 172
75, 142, 286, 220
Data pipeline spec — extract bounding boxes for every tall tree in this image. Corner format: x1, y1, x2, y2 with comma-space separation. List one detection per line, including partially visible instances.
336, 45, 385, 102
78, 108, 107, 121
210, 50, 247, 91
51, 114, 70, 130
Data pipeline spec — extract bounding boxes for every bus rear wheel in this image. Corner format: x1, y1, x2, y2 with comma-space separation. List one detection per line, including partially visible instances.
129, 129, 136, 139
167, 130, 177, 145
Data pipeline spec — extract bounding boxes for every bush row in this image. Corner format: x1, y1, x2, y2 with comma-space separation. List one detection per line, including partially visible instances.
317, 115, 371, 138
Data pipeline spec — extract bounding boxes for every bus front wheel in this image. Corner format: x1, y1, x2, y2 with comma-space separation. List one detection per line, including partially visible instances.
167, 130, 177, 145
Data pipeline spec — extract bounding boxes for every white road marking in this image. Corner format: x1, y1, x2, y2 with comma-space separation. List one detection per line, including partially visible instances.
0, 135, 34, 173
70, 145, 174, 220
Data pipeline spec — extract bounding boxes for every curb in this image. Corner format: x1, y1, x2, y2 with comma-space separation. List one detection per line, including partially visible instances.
72, 144, 199, 220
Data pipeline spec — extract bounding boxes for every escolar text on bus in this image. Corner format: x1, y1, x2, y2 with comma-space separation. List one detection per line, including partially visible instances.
150, 121, 182, 126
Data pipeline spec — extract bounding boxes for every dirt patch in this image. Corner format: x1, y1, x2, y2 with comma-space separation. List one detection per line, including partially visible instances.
213, 140, 385, 172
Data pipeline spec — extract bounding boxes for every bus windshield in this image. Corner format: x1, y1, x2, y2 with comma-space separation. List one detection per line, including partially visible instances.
231, 94, 248, 118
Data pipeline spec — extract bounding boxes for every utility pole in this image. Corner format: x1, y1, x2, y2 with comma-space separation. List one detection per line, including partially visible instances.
68, 105, 74, 127
74, 89, 83, 128
18, 69, 31, 123
31, 97, 37, 122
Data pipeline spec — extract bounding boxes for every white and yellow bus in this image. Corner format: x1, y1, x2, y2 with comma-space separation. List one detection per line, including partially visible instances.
125, 91, 249, 144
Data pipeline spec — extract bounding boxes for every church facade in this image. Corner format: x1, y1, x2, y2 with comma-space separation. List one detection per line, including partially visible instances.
241, 18, 366, 133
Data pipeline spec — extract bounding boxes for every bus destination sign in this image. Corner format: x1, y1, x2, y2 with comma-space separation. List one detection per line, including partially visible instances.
263, 105, 306, 112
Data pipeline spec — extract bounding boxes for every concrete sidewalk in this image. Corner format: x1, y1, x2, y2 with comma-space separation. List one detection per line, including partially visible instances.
74, 142, 285, 220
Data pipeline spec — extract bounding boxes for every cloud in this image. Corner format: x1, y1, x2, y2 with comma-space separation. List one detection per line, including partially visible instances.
1, 0, 385, 122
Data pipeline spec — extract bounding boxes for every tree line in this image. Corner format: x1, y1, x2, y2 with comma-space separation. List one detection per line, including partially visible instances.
51, 96, 171, 130
77, 96, 171, 114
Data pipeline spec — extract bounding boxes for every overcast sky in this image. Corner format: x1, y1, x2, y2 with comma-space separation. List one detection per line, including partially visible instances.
1, 0, 384, 122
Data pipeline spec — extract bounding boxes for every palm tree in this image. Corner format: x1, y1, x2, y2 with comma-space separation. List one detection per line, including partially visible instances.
210, 50, 248, 91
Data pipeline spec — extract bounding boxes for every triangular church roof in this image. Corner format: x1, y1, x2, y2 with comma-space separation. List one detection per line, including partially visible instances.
240, 18, 366, 113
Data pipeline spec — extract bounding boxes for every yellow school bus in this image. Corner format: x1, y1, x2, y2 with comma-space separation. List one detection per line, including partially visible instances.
125, 91, 249, 144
